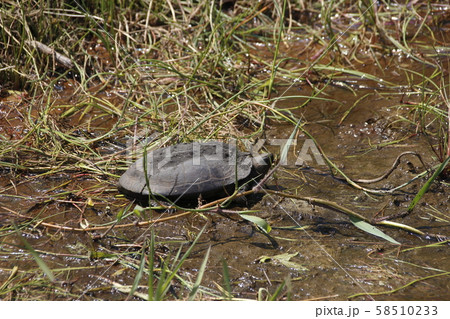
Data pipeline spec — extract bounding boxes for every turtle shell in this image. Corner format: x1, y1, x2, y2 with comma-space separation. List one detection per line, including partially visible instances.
118, 141, 253, 200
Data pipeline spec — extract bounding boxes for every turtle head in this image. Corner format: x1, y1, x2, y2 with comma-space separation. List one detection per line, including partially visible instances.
252, 153, 273, 176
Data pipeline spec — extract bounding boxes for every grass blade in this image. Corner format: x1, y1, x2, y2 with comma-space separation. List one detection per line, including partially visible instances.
128, 241, 147, 300
221, 259, 232, 300
148, 231, 155, 301
159, 225, 206, 297
269, 280, 286, 301
14, 225, 55, 282
188, 245, 211, 301
349, 216, 400, 245
408, 156, 450, 212
239, 213, 271, 234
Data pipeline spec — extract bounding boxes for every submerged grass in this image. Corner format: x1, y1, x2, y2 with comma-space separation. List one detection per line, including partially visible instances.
0, 0, 449, 300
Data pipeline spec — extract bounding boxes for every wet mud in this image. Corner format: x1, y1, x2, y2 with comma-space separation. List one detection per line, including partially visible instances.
1, 43, 449, 301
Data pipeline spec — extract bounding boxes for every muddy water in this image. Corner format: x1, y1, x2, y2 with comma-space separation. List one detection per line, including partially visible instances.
184, 79, 450, 300
1, 63, 449, 300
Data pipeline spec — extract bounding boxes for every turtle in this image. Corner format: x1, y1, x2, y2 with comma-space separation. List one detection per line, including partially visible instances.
118, 141, 272, 202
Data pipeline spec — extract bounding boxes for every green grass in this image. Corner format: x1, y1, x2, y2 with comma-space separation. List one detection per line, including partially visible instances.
0, 0, 448, 300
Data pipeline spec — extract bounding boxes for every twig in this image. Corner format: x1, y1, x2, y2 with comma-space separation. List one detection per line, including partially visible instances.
26, 40, 74, 69
1, 205, 192, 232
351, 151, 428, 184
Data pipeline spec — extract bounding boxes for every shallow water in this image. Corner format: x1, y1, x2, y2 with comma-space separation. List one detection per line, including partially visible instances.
1, 39, 449, 301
